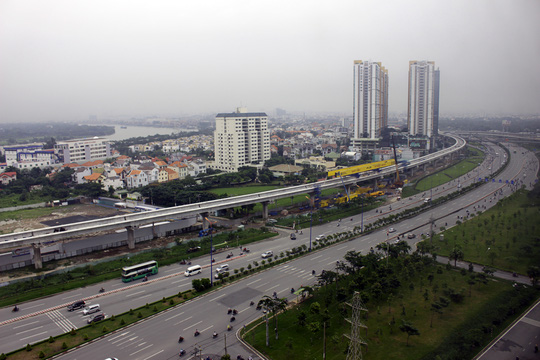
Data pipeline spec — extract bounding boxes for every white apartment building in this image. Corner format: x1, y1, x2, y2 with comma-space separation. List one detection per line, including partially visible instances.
352, 60, 389, 145
54, 138, 111, 164
407, 60, 440, 148
213, 108, 271, 173
3, 144, 57, 169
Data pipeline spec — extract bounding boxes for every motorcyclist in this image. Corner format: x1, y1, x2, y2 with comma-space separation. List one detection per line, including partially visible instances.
99, 287, 105, 293
13, 305, 19, 312
179, 349, 186, 355
194, 329, 200, 336
227, 324, 232, 331
290, 287, 295, 293
213, 331, 218, 338
178, 336, 184, 342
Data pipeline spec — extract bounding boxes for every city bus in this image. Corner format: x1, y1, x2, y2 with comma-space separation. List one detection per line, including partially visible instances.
121, 260, 159, 282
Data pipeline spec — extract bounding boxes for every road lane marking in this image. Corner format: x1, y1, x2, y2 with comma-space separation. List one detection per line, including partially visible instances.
117, 336, 139, 347
108, 331, 130, 341
139, 294, 154, 299
144, 349, 164, 360
13, 321, 39, 329
311, 255, 322, 260
171, 279, 186, 285
174, 316, 193, 326
254, 282, 269, 289
164, 312, 184, 322
24, 303, 46, 310
125, 290, 145, 298
19, 331, 47, 341
183, 320, 202, 331
337, 246, 348, 250
16, 325, 43, 335
201, 325, 213, 332
246, 279, 261, 286
267, 284, 280, 291
61, 293, 82, 300
209, 293, 227, 302
137, 342, 147, 347
129, 343, 153, 356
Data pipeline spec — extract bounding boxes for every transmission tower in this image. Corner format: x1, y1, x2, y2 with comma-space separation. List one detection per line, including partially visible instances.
345, 291, 367, 360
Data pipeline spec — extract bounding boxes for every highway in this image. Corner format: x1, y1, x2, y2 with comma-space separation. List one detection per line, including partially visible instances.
0, 140, 536, 359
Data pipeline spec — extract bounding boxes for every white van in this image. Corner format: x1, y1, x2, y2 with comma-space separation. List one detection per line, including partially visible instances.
83, 304, 100, 315
184, 265, 202, 277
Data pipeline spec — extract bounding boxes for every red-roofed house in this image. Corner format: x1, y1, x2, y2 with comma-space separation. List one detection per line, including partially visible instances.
0, 172, 17, 185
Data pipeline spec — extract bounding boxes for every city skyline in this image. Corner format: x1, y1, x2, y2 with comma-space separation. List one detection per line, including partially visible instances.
1, 0, 539, 123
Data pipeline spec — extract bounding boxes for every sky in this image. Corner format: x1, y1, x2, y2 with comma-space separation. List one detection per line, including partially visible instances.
1, 0, 539, 122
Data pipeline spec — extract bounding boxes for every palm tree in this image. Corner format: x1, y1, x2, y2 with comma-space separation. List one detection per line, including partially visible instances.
257, 295, 288, 343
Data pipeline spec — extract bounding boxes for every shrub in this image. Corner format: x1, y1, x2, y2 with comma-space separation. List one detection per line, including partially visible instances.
120, 318, 126, 325
83, 333, 89, 340
129, 309, 134, 315
26, 344, 32, 352
153, 305, 158, 312
137, 312, 143, 318
39, 351, 45, 358
102, 326, 109, 333
62, 342, 67, 349
48, 336, 54, 343
169, 299, 174, 305
70, 328, 76, 336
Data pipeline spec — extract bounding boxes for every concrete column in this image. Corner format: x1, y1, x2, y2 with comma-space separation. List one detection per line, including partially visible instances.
201, 213, 210, 230
32, 244, 43, 270
126, 226, 135, 250
151, 222, 157, 239
262, 201, 269, 220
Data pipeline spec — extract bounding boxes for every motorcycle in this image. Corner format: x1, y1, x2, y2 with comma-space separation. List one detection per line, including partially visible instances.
178, 336, 184, 343
12, 306, 19, 312
180, 260, 187, 265
142, 276, 148, 282
179, 349, 186, 356
227, 325, 233, 331
213, 332, 218, 338
194, 330, 200, 337
230, 316, 236, 322
290, 288, 295, 294
227, 308, 232, 314
250, 301, 254, 306
232, 309, 238, 315
99, 288, 105, 293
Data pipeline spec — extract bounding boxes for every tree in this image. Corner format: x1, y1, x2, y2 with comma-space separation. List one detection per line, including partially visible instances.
399, 320, 420, 346
448, 245, 464, 267
527, 265, 540, 286
430, 302, 443, 327
257, 295, 288, 341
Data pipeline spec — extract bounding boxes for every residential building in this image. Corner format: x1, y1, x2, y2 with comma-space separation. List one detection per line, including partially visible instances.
125, 169, 148, 189
351, 60, 389, 152
407, 60, 440, 149
55, 138, 111, 164
268, 164, 304, 178
3, 144, 57, 169
213, 107, 271, 173
0, 172, 17, 185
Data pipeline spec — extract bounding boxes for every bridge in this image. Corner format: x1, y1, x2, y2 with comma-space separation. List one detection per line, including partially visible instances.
0, 133, 466, 268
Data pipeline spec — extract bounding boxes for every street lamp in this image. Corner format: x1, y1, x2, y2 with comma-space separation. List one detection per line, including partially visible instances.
305, 196, 313, 252
205, 217, 214, 287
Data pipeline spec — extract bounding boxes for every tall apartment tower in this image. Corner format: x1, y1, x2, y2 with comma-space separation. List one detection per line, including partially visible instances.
213, 107, 270, 173
352, 60, 389, 152
407, 60, 440, 146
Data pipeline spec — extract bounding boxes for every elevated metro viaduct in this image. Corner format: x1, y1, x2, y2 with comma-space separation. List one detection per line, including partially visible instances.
0, 133, 466, 269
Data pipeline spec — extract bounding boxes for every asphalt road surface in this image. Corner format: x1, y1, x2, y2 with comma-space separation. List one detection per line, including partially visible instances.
0, 141, 537, 359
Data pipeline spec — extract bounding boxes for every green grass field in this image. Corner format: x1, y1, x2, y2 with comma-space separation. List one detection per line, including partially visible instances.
432, 189, 540, 274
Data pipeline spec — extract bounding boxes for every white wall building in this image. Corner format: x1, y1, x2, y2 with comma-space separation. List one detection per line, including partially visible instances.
4, 144, 57, 169
213, 108, 271, 173
407, 60, 440, 146
352, 60, 389, 142
55, 137, 111, 164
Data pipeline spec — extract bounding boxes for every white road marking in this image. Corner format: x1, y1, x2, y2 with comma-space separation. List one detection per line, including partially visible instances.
125, 290, 145, 298
139, 294, 154, 299
61, 293, 82, 300
209, 293, 227, 302
144, 349, 164, 360
337, 246, 348, 250
164, 312, 185, 322
117, 336, 139, 347
108, 331, 130, 342
201, 324, 213, 332
171, 279, 186, 285
16, 326, 43, 335
311, 255, 322, 260
267, 284, 280, 291
24, 303, 46, 310
174, 316, 193, 326
13, 321, 39, 329
254, 282, 269, 289
19, 331, 47, 341
183, 320, 202, 331
137, 342, 147, 347
129, 344, 153, 356
246, 279, 261, 286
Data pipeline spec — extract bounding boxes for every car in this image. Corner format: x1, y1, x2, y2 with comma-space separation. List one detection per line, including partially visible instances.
87, 313, 105, 324
214, 271, 230, 279
104, 358, 118, 360
290, 233, 296, 240
407, 233, 416, 239
83, 304, 100, 315
216, 264, 229, 273
424, 198, 431, 203
388, 228, 396, 233
187, 246, 201, 254
261, 251, 273, 259
67, 300, 86, 311
315, 235, 325, 241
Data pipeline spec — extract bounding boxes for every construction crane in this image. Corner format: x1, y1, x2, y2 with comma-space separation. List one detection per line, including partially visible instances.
391, 135, 404, 189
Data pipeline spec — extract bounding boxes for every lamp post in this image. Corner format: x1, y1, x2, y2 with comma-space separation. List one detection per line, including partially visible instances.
305, 196, 313, 252
205, 217, 214, 287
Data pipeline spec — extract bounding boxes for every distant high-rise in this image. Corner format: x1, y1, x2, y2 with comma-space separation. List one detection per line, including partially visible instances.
213, 107, 270, 173
352, 60, 389, 141
407, 60, 440, 144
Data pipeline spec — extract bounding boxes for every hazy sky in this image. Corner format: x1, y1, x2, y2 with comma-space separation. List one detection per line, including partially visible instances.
1, 0, 539, 122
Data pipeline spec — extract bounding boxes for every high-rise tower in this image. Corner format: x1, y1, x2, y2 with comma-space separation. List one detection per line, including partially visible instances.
351, 60, 388, 152
213, 107, 270, 173
407, 60, 440, 147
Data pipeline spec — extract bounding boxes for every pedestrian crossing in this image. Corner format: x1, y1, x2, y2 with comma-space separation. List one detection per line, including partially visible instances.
46, 310, 77, 333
